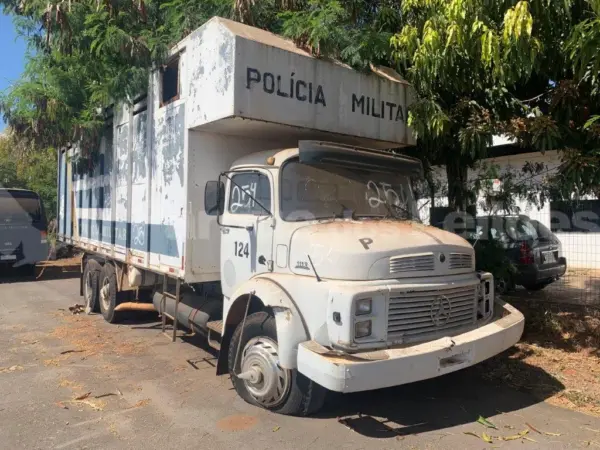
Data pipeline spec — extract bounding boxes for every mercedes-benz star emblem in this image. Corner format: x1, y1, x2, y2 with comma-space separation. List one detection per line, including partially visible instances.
439, 252, 446, 263
430, 295, 452, 326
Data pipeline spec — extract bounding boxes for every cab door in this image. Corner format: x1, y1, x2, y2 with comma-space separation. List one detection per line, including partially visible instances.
220, 170, 274, 298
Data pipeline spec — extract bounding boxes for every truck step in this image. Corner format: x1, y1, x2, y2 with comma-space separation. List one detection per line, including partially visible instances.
207, 320, 223, 335
208, 338, 221, 351
207, 320, 223, 351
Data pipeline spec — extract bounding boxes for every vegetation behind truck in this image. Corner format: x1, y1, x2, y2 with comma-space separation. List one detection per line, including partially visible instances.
56, 17, 525, 415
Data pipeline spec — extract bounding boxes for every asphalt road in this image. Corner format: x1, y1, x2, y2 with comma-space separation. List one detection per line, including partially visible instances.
1, 275, 599, 449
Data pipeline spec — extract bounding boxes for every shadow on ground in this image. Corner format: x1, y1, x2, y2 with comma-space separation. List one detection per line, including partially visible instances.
112, 313, 567, 439
0, 264, 80, 284
313, 354, 564, 439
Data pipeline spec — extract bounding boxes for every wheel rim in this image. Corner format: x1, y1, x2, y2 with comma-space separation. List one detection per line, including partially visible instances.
100, 277, 111, 311
84, 271, 93, 311
496, 278, 508, 294
240, 337, 291, 408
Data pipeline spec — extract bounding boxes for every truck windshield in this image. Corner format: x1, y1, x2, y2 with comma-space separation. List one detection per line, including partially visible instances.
280, 159, 418, 222
0, 190, 43, 224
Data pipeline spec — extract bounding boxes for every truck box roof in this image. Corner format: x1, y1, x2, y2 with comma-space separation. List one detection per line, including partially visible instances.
183, 17, 416, 149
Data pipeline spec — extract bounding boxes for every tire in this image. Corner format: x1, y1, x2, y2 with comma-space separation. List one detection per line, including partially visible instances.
18, 264, 36, 278
495, 275, 515, 295
228, 311, 326, 416
98, 263, 123, 324
522, 281, 552, 291
82, 259, 102, 314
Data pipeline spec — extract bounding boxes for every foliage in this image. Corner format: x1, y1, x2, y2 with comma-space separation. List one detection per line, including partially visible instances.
0, 0, 599, 211
0, 133, 57, 220
389, 0, 596, 210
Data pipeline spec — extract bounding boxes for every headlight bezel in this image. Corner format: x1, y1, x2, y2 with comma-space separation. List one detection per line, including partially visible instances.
354, 319, 372, 339
355, 297, 373, 316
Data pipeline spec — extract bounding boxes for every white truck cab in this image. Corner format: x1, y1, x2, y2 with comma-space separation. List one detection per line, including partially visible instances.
205, 140, 524, 414
57, 17, 524, 416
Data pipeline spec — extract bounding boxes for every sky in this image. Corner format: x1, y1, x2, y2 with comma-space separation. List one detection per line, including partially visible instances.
0, 7, 27, 131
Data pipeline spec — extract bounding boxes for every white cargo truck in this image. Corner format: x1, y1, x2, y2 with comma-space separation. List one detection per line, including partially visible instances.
57, 17, 525, 416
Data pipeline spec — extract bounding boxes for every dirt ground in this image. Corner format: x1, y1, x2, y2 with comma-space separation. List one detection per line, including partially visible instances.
511, 268, 600, 306
2, 260, 600, 449
478, 299, 600, 417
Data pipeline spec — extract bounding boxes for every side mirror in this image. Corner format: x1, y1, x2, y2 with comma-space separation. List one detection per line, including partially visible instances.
204, 180, 224, 216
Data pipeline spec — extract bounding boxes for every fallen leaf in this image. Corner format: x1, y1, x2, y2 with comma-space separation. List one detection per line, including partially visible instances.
522, 436, 537, 442
478, 415, 498, 429
56, 401, 68, 409
482, 432, 493, 443
544, 431, 562, 437
526, 422, 541, 434
60, 350, 84, 355
0, 365, 24, 374
74, 392, 92, 401
272, 426, 280, 432
500, 434, 522, 441
94, 393, 117, 399
463, 431, 480, 439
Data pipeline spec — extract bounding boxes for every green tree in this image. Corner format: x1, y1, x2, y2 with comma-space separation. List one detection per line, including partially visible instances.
0, 132, 57, 220
0, 0, 598, 211
0, 134, 25, 188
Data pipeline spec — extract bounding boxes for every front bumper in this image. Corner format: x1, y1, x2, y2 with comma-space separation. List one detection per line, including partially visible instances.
297, 299, 524, 393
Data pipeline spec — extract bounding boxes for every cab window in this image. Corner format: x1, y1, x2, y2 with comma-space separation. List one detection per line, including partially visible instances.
228, 172, 271, 216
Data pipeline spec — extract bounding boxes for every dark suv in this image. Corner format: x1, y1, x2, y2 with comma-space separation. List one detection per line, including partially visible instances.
438, 215, 567, 292
0, 189, 48, 274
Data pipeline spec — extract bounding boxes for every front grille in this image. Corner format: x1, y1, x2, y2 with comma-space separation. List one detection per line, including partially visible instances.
448, 253, 473, 269
387, 284, 477, 344
389, 253, 434, 273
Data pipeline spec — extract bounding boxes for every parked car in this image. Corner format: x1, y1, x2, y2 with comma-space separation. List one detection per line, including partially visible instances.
437, 214, 567, 292
0, 188, 48, 275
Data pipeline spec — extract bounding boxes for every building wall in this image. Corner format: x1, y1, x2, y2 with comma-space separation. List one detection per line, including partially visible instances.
427, 150, 600, 269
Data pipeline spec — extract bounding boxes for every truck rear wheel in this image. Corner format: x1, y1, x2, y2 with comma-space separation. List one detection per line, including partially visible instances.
83, 259, 102, 314
99, 263, 122, 324
228, 311, 326, 416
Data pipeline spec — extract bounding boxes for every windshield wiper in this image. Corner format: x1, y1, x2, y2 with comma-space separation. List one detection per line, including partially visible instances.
386, 201, 419, 222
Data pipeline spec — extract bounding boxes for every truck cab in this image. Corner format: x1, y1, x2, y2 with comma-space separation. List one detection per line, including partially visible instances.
205, 141, 524, 414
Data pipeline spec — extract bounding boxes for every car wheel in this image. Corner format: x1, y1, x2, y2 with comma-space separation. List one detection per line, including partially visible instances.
16, 264, 36, 278
495, 275, 514, 295
228, 311, 326, 416
83, 259, 102, 314
98, 263, 123, 324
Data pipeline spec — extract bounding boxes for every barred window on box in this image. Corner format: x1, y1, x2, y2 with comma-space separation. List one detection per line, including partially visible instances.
161, 56, 180, 106
550, 200, 600, 233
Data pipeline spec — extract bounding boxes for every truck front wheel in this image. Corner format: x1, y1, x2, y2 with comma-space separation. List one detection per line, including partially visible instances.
98, 263, 122, 324
228, 311, 326, 416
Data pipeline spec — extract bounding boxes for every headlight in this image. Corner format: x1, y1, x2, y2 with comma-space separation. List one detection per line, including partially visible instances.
355, 320, 372, 338
355, 298, 372, 316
